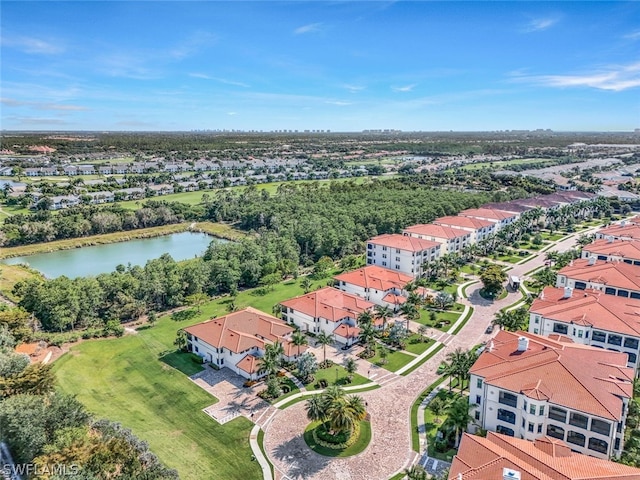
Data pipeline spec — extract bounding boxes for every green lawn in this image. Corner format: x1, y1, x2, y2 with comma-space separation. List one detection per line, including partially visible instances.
307, 364, 369, 388
160, 351, 205, 376
53, 335, 259, 480
404, 335, 435, 355
367, 348, 414, 372
410, 376, 447, 452
424, 389, 459, 461
417, 309, 461, 330
423, 280, 459, 295
303, 420, 372, 457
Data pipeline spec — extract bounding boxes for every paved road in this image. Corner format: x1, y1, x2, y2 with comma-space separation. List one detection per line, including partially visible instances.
262, 226, 601, 480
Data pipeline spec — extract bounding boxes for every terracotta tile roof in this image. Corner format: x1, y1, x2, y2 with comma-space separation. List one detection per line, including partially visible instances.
583, 239, 640, 260
450, 432, 640, 480
333, 323, 361, 339
367, 233, 440, 251
482, 202, 533, 214
334, 265, 413, 291
558, 258, 640, 291
236, 354, 260, 374
185, 307, 299, 355
471, 331, 633, 420
382, 293, 406, 304
280, 287, 374, 322
402, 223, 469, 240
433, 215, 495, 230
531, 286, 640, 337
598, 224, 640, 241
459, 208, 517, 221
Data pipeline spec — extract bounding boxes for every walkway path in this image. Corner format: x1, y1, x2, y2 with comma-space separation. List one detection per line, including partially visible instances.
257, 224, 606, 480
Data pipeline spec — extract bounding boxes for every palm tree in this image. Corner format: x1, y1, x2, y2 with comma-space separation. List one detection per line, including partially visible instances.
306, 395, 326, 423
325, 392, 366, 435
301, 277, 312, 293
374, 304, 393, 330
417, 325, 428, 342
343, 357, 357, 380
357, 310, 373, 327
445, 396, 476, 448
445, 348, 468, 393
358, 322, 376, 356
316, 331, 333, 366
291, 330, 308, 357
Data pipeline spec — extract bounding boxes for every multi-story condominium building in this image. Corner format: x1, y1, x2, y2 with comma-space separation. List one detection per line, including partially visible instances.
184, 307, 305, 380
469, 331, 633, 459
334, 265, 413, 310
432, 215, 496, 243
596, 221, 640, 241
582, 238, 640, 265
402, 223, 472, 254
459, 208, 519, 230
450, 432, 640, 480
529, 286, 640, 370
556, 258, 640, 299
366, 234, 440, 278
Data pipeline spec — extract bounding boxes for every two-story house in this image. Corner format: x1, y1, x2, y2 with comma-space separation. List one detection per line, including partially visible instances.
366, 234, 440, 278
184, 307, 305, 380
469, 331, 633, 459
334, 265, 413, 311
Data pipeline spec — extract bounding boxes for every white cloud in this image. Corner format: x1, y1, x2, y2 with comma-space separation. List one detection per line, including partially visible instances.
343, 84, 365, 93
391, 84, 417, 92
294, 23, 322, 35
188, 73, 249, 87
1, 35, 64, 54
522, 16, 560, 33
625, 30, 640, 40
227, 112, 237, 116
511, 62, 640, 91
1, 98, 88, 111
325, 101, 352, 106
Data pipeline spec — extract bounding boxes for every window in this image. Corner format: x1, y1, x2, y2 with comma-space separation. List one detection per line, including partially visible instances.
528, 423, 534, 432
631, 292, 640, 300
605, 287, 616, 295
567, 431, 586, 447
628, 352, 637, 365
476, 378, 483, 389
529, 404, 536, 415
537, 424, 543, 433
624, 338, 639, 350
396, 249, 400, 254
615, 438, 621, 450
588, 438, 608, 454
496, 425, 514, 437
547, 424, 565, 440
590, 419, 611, 436
382, 253, 387, 259
569, 412, 588, 429
608, 334, 623, 346
194, 346, 199, 353
592, 331, 606, 342
539, 405, 545, 416
395, 256, 400, 262
549, 406, 567, 423
475, 411, 480, 421
575, 281, 587, 290
497, 409, 516, 424
553, 323, 568, 335
578, 330, 583, 338
382, 246, 388, 251
498, 391, 518, 408
382, 261, 387, 266
523, 400, 527, 411
534, 316, 540, 324
617, 290, 630, 298
476, 395, 481, 405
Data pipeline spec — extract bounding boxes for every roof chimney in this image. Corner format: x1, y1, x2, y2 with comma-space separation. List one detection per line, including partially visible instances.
503, 468, 521, 480
563, 286, 573, 299
489, 340, 495, 352
588, 255, 596, 266
607, 235, 614, 243
622, 220, 627, 227
517, 336, 529, 352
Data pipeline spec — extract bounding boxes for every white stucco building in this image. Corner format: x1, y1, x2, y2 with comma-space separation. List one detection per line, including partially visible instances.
366, 233, 440, 278
402, 223, 472, 254
334, 265, 413, 310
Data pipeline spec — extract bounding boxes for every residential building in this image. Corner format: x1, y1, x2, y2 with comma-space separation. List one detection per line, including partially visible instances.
280, 287, 374, 345
582, 238, 640, 265
469, 330, 633, 459
49, 195, 80, 210
115, 187, 145, 200
459, 207, 519, 230
433, 215, 496, 243
184, 307, 305, 380
556, 258, 640, 298
85, 191, 115, 204
334, 265, 413, 310
148, 184, 175, 196
366, 234, 440, 278
530, 286, 640, 370
596, 221, 640, 242
449, 432, 640, 480
402, 223, 471, 254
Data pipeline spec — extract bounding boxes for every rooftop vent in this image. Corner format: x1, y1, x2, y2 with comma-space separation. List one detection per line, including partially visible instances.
563, 287, 573, 299
503, 468, 522, 480
517, 336, 529, 352
588, 255, 597, 266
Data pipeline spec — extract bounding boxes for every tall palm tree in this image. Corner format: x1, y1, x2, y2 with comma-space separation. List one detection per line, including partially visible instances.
291, 331, 308, 357
301, 277, 312, 293
374, 304, 393, 330
445, 396, 476, 448
445, 348, 467, 393
358, 322, 376, 356
357, 310, 373, 327
306, 395, 326, 423
316, 331, 333, 365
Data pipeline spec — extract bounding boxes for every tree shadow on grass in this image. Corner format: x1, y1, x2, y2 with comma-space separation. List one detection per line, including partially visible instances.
171, 309, 197, 322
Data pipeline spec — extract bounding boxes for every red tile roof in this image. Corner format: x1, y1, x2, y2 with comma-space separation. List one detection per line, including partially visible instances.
459, 208, 517, 221
471, 331, 633, 420
558, 258, 640, 292
280, 287, 374, 322
598, 224, 640, 241
403, 223, 469, 240
382, 293, 406, 304
333, 323, 361, 339
531, 286, 640, 337
450, 432, 640, 480
236, 354, 260, 374
433, 215, 495, 230
184, 307, 301, 355
367, 233, 440, 251
583, 239, 640, 260
334, 265, 413, 291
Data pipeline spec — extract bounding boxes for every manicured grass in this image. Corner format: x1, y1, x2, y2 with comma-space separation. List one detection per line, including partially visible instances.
400, 343, 445, 377
496, 253, 524, 263
479, 288, 507, 301
410, 376, 447, 452
303, 420, 371, 457
424, 281, 459, 295
257, 429, 275, 478
307, 364, 368, 388
367, 348, 414, 372
459, 264, 479, 275
424, 389, 459, 461
160, 351, 205, 376
271, 377, 300, 404
417, 309, 461, 330
0, 263, 42, 301
404, 336, 435, 355
540, 231, 565, 241
53, 334, 259, 480
451, 307, 474, 335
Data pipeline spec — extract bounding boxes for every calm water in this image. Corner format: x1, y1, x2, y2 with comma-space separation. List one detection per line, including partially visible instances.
1, 232, 225, 278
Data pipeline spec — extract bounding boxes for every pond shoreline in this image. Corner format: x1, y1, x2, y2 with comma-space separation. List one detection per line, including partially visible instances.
0, 221, 243, 260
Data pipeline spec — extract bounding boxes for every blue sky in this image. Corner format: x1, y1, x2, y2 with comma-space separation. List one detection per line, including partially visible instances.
1, 1, 639, 132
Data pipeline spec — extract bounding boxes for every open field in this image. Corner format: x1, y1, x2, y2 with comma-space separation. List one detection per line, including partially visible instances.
0, 263, 42, 301
453, 157, 578, 171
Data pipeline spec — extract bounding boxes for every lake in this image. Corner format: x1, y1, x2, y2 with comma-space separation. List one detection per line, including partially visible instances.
1, 232, 225, 278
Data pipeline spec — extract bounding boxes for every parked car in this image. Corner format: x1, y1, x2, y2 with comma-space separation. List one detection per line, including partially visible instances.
485, 324, 494, 334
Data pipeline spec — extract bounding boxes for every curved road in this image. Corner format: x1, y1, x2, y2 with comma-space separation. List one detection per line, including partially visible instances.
262, 228, 597, 480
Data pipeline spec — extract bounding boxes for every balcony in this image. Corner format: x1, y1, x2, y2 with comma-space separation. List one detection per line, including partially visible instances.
549, 407, 567, 423
498, 391, 518, 408
497, 409, 516, 425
